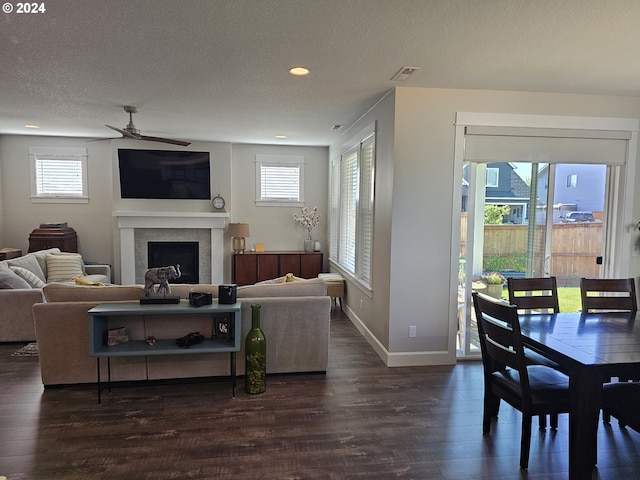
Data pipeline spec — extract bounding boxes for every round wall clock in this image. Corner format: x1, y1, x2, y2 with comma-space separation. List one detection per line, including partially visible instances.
212, 193, 226, 210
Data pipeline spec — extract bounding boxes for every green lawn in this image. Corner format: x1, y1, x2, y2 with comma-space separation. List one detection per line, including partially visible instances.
557, 287, 582, 312
499, 286, 582, 312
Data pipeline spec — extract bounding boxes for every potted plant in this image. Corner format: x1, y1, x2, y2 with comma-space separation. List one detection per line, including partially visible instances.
481, 272, 506, 299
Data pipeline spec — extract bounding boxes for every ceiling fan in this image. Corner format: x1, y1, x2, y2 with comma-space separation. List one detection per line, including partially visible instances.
105, 106, 191, 146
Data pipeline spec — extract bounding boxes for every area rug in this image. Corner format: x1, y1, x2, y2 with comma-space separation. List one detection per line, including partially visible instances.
11, 342, 38, 357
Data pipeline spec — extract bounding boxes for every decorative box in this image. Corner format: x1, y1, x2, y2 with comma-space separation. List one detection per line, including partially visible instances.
107, 327, 129, 347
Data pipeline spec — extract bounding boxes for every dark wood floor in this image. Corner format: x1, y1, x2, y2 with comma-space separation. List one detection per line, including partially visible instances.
2, 310, 640, 480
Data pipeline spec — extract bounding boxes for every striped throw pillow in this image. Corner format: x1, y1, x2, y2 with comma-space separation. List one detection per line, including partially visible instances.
46, 254, 85, 282
10, 266, 46, 288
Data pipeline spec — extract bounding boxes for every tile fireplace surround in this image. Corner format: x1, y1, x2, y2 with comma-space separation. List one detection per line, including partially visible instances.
114, 211, 228, 285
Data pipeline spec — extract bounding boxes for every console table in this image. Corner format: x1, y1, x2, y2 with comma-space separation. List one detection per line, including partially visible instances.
88, 301, 241, 403
233, 251, 323, 285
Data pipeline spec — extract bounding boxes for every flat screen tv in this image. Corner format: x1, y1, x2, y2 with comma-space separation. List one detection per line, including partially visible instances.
118, 149, 211, 199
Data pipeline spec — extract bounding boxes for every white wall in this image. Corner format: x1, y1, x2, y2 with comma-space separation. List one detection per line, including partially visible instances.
229, 143, 329, 266
0, 135, 114, 264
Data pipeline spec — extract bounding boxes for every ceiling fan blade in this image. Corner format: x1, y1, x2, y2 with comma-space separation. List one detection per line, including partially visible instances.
105, 124, 139, 139
138, 134, 191, 146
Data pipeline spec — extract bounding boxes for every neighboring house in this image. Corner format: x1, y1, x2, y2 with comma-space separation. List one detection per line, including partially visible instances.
537, 164, 606, 222
462, 162, 531, 224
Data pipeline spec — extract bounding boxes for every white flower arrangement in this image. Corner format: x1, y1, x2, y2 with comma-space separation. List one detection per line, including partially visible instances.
293, 206, 320, 240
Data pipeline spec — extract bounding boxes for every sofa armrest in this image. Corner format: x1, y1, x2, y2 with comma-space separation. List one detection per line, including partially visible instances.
84, 264, 111, 283
0, 288, 44, 341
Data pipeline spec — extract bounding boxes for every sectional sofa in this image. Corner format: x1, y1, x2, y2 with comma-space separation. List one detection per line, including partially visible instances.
32, 278, 331, 386
0, 248, 111, 342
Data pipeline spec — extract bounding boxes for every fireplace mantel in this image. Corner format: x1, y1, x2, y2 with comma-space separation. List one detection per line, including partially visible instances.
114, 211, 229, 285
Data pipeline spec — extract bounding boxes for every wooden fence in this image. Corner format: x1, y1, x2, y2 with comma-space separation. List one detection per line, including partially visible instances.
459, 214, 602, 286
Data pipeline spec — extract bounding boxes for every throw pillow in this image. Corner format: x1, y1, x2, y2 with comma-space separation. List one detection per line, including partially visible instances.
30, 247, 62, 278
51, 252, 87, 275
46, 254, 84, 282
9, 266, 46, 288
6, 254, 46, 283
0, 264, 31, 289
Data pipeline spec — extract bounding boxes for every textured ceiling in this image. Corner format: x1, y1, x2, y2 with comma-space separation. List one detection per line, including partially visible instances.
2, 0, 640, 146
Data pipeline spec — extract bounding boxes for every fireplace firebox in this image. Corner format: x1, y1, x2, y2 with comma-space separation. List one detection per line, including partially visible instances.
147, 241, 199, 284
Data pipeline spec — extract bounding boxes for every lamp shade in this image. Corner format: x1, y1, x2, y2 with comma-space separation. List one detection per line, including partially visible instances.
227, 222, 250, 237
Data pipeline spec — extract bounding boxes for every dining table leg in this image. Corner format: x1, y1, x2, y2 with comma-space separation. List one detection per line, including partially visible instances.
569, 368, 602, 479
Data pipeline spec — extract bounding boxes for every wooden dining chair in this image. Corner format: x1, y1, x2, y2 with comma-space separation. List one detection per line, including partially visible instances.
507, 277, 560, 314
580, 278, 638, 313
472, 292, 570, 470
507, 276, 563, 390
602, 382, 640, 432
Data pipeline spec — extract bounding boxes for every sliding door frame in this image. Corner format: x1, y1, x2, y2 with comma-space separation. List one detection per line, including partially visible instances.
451, 112, 639, 358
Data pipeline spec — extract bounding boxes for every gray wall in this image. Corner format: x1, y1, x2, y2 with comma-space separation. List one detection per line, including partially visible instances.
330, 86, 640, 367
0, 135, 328, 283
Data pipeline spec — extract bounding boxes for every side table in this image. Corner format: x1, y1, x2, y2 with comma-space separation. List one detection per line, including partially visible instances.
319, 273, 345, 311
0, 248, 22, 260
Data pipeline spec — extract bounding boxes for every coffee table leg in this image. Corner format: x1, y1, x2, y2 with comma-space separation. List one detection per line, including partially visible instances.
96, 358, 101, 405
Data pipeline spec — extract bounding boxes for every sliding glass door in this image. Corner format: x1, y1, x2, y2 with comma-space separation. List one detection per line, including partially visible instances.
454, 116, 636, 358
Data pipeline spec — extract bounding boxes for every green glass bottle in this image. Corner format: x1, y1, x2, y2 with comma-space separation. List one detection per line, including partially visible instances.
245, 304, 266, 394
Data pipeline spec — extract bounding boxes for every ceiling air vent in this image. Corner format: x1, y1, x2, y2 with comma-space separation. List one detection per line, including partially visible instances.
390, 66, 421, 81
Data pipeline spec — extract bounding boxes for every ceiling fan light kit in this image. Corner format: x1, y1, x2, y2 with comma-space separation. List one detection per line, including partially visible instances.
105, 106, 191, 146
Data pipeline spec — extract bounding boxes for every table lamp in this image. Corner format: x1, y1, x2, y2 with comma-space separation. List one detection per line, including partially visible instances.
228, 222, 250, 254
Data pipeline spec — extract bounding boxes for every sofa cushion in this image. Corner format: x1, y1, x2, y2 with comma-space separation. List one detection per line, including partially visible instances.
42, 283, 145, 302
0, 264, 31, 289
46, 253, 85, 282
6, 254, 46, 283
9, 266, 46, 288
237, 277, 327, 297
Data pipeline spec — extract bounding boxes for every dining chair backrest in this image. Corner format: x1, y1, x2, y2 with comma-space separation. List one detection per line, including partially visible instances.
580, 278, 638, 313
507, 277, 560, 314
472, 292, 529, 391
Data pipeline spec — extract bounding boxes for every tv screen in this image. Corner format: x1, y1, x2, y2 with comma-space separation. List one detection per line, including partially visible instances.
118, 149, 211, 199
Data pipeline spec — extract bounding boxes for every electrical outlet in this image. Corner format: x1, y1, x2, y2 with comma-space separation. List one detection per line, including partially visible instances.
409, 325, 417, 338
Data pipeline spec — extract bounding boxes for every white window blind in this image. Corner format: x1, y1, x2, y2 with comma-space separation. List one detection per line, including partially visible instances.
329, 156, 341, 263
35, 157, 84, 196
255, 155, 304, 205
260, 164, 300, 200
29, 147, 88, 203
464, 126, 630, 165
331, 129, 375, 288
339, 148, 358, 273
357, 136, 375, 284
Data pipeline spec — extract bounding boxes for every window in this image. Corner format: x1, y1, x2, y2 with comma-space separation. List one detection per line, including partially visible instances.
29, 147, 88, 203
330, 131, 375, 287
255, 155, 304, 206
486, 167, 499, 187
567, 174, 578, 188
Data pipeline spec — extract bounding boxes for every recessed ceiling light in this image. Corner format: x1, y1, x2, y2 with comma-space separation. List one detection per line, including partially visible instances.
289, 66, 310, 76
390, 66, 421, 81
24, 124, 40, 129
275, 135, 287, 139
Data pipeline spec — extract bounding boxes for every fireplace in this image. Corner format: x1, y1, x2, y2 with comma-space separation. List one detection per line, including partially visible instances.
148, 241, 199, 284
114, 211, 228, 285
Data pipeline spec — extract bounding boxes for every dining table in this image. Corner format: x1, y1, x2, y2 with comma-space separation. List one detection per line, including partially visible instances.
518, 311, 640, 480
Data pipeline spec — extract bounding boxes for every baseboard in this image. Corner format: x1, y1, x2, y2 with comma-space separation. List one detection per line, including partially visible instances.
344, 305, 455, 367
